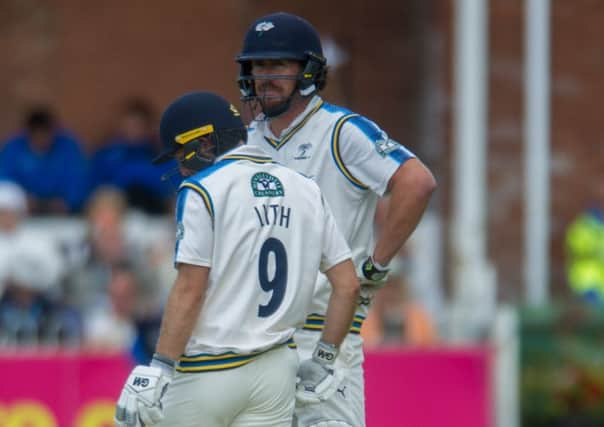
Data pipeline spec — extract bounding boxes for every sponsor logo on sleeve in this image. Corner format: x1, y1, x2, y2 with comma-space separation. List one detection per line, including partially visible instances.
375, 138, 401, 157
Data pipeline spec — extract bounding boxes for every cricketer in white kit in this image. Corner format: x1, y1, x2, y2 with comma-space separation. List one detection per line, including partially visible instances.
114, 91, 360, 427
247, 96, 416, 426
236, 12, 437, 427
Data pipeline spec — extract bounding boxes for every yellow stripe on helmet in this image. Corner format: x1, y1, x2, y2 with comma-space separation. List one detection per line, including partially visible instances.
175, 124, 215, 144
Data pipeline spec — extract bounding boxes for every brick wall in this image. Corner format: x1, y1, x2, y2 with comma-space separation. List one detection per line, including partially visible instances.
0, 1, 426, 150
1, 0, 245, 149
2, 0, 600, 303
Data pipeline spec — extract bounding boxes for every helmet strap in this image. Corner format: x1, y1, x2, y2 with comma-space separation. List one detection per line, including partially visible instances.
298, 52, 325, 94
299, 83, 317, 97
180, 138, 215, 171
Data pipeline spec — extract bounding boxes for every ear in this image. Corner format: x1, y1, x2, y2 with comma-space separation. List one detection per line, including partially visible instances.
197, 136, 216, 158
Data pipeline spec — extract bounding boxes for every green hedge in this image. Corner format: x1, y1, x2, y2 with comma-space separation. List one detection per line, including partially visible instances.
521, 302, 604, 427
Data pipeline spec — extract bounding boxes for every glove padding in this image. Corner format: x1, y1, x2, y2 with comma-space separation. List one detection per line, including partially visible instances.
358, 256, 390, 289
296, 341, 342, 404
115, 356, 174, 427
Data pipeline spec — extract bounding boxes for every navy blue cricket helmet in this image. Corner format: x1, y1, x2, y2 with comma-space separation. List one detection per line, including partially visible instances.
153, 92, 246, 172
236, 12, 327, 116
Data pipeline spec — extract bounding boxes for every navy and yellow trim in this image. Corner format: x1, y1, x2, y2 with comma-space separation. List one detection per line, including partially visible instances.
177, 339, 297, 373
179, 182, 214, 219
330, 114, 369, 190
263, 100, 324, 150
303, 313, 365, 335
222, 154, 274, 164
174, 185, 188, 258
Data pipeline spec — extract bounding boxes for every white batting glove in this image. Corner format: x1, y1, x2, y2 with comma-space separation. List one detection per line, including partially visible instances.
358, 256, 390, 289
115, 353, 175, 427
296, 341, 342, 404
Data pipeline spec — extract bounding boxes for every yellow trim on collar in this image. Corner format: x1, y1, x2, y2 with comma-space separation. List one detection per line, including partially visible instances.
264, 100, 324, 150
221, 154, 273, 163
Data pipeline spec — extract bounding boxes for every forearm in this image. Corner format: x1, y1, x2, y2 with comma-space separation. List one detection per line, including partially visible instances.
373, 160, 436, 265
321, 288, 358, 346
155, 265, 208, 360
373, 197, 428, 265
155, 290, 203, 360
322, 260, 360, 347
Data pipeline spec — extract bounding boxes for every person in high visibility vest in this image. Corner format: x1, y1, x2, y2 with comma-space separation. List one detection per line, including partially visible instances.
565, 186, 604, 303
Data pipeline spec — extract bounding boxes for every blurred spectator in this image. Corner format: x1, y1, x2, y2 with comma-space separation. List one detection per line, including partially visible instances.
89, 97, 179, 214
63, 187, 146, 309
0, 181, 65, 299
0, 238, 81, 346
0, 180, 29, 298
0, 180, 26, 233
63, 186, 164, 312
0, 106, 89, 214
565, 182, 604, 304
82, 262, 139, 351
82, 261, 163, 362
0, 180, 80, 347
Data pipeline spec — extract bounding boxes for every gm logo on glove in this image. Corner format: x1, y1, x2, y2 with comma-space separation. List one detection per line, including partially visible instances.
316, 349, 335, 362
132, 377, 150, 387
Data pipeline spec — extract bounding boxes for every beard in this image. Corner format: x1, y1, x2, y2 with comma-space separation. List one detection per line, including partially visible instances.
250, 81, 300, 118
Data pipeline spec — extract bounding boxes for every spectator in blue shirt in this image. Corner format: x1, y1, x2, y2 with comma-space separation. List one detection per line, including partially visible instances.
90, 97, 179, 215
0, 106, 90, 214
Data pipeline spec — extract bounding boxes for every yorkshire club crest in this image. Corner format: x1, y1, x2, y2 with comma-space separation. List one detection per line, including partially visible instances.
255, 21, 275, 35
251, 172, 284, 197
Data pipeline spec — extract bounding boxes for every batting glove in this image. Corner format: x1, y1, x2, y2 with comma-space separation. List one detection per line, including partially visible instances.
115, 353, 175, 427
358, 256, 390, 289
296, 341, 342, 404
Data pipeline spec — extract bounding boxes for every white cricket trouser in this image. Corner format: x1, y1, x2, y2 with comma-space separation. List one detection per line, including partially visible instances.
157, 345, 298, 427
293, 329, 366, 427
